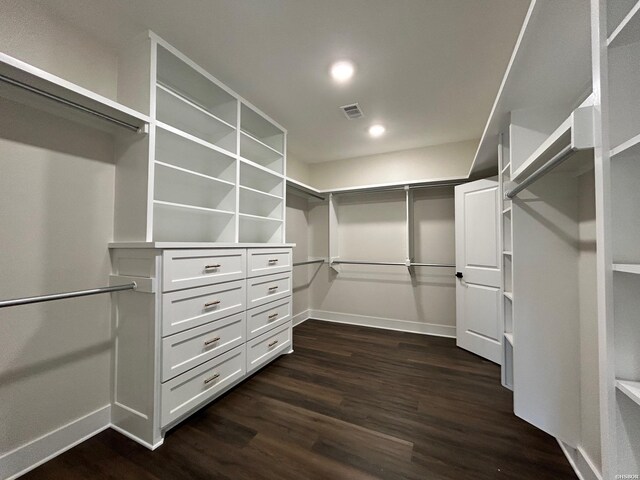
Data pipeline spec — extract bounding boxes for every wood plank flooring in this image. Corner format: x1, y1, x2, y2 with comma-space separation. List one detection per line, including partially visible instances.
24, 320, 576, 479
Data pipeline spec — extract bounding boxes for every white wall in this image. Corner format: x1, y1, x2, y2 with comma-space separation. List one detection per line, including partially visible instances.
287, 154, 312, 185
306, 139, 476, 190
307, 188, 456, 336
0, 0, 120, 471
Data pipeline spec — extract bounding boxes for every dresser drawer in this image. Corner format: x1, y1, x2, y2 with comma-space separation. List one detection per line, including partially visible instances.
163, 249, 246, 292
161, 345, 245, 426
247, 248, 292, 278
162, 312, 245, 381
162, 280, 245, 336
247, 298, 291, 340
247, 323, 291, 373
246, 272, 291, 310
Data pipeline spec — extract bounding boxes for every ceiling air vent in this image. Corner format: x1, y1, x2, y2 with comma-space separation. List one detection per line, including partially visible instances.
340, 103, 364, 120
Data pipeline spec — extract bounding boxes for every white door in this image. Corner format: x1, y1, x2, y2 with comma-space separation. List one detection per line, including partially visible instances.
455, 178, 502, 364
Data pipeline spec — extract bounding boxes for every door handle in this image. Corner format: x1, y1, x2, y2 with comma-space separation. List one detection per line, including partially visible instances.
455, 272, 463, 279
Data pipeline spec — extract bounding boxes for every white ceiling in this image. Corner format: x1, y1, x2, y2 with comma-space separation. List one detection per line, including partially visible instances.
38, 0, 529, 163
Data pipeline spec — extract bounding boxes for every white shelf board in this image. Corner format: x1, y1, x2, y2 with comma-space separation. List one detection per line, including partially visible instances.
238, 212, 284, 223
239, 157, 285, 179
608, 0, 640, 47
239, 185, 282, 200
154, 200, 235, 216
469, 0, 591, 176
616, 379, 640, 407
157, 82, 236, 130
504, 332, 514, 346
503, 206, 512, 215
241, 129, 283, 156
501, 163, 511, 175
503, 292, 514, 301
156, 121, 236, 159
155, 161, 235, 187
511, 106, 594, 182
610, 132, 640, 158
613, 264, 640, 275
109, 241, 295, 249
0, 51, 149, 132
503, 251, 513, 256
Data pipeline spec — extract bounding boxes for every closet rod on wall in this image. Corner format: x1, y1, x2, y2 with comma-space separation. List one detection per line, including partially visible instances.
0, 283, 137, 309
331, 182, 462, 196
287, 184, 326, 201
0, 74, 142, 132
505, 145, 576, 199
330, 260, 455, 267
293, 259, 326, 266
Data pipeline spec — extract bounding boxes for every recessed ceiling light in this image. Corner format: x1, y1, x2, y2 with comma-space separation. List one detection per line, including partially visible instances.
330, 60, 355, 83
368, 124, 386, 138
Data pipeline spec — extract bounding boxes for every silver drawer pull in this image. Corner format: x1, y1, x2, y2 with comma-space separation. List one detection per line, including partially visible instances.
268, 313, 278, 320
268, 340, 279, 348
268, 286, 278, 292
204, 373, 220, 385
204, 264, 221, 270
204, 336, 221, 346
204, 300, 221, 308
268, 259, 278, 264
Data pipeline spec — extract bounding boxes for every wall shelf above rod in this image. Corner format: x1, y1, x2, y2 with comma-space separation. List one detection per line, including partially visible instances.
0, 52, 149, 133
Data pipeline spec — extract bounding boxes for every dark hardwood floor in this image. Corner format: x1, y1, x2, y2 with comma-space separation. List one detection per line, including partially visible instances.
24, 320, 576, 479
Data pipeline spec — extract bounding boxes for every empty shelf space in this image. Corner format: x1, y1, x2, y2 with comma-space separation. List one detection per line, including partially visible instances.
157, 83, 235, 130
613, 264, 640, 275
611, 132, 640, 158
238, 212, 283, 223
240, 161, 284, 197
501, 163, 511, 175
608, 0, 640, 47
504, 332, 514, 346
239, 185, 282, 200
616, 379, 640, 407
153, 202, 236, 243
156, 86, 237, 153
239, 187, 283, 220
240, 103, 284, 154
153, 200, 234, 216
503, 251, 513, 256
239, 214, 283, 243
240, 132, 284, 174
503, 292, 513, 301
503, 206, 512, 215
155, 161, 235, 187
608, 39, 640, 149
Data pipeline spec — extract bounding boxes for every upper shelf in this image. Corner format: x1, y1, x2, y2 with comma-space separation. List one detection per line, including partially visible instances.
469, 0, 592, 177
608, 0, 640, 47
511, 106, 595, 182
0, 52, 149, 133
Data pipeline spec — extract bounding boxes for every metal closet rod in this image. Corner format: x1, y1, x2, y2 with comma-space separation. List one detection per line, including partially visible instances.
0, 73, 142, 132
505, 145, 576, 199
332, 260, 455, 267
0, 283, 137, 309
293, 259, 326, 266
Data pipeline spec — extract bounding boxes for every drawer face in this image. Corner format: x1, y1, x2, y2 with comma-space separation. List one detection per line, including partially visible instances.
162, 312, 245, 381
246, 273, 292, 310
247, 248, 292, 278
161, 345, 245, 426
162, 280, 245, 336
163, 249, 246, 292
247, 323, 291, 373
247, 298, 291, 340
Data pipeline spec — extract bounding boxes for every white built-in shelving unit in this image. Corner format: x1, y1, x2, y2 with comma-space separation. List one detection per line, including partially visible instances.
113, 33, 287, 244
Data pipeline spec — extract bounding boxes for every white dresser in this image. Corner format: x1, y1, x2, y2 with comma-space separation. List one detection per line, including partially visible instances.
109, 244, 293, 448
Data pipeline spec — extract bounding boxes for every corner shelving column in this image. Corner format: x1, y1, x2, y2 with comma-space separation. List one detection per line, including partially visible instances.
499, 133, 514, 390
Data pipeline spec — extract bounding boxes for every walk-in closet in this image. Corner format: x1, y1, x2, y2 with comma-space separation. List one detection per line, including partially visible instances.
0, 0, 638, 479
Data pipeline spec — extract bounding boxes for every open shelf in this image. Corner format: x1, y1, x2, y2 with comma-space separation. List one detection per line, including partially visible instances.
614, 264, 640, 275
608, 0, 640, 41
611, 153, 640, 263
156, 85, 236, 153
156, 44, 236, 126
155, 125, 236, 183
503, 251, 513, 256
504, 332, 514, 346
239, 187, 283, 220
0, 52, 149, 133
608, 34, 640, 150
240, 103, 284, 154
154, 163, 235, 212
617, 380, 640, 408
501, 163, 511, 175
503, 206, 512, 215
503, 292, 513, 301
511, 106, 594, 182
238, 215, 283, 244
153, 201, 236, 243
240, 130, 284, 174
240, 161, 284, 197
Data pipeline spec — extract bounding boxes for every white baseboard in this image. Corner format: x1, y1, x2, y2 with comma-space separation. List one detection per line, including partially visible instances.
557, 440, 602, 480
1, 404, 111, 480
309, 309, 456, 338
292, 309, 311, 327
109, 423, 164, 451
